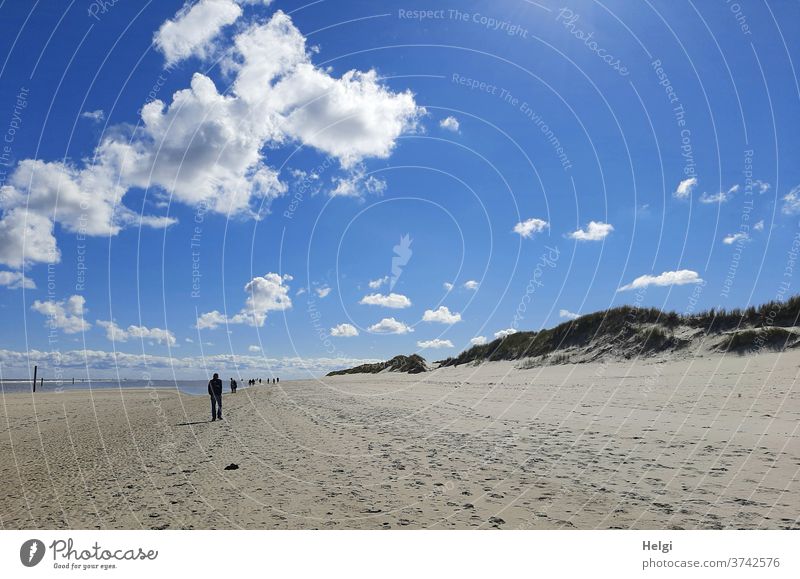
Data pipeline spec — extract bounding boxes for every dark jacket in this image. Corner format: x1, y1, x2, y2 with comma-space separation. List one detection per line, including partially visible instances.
208, 378, 223, 396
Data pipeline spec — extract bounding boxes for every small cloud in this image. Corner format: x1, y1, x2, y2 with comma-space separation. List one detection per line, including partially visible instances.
31, 295, 90, 334
439, 116, 460, 132
494, 328, 517, 339
80, 109, 105, 122
422, 305, 461, 324
296, 287, 307, 296
417, 338, 453, 349
185, 337, 194, 343
699, 184, 738, 204
248, 345, 261, 352
315, 285, 332, 298
0, 270, 35, 289
359, 292, 412, 308
674, 177, 698, 199
559, 309, 580, 320
723, 232, 749, 245
443, 282, 454, 291
753, 180, 770, 194
330, 166, 387, 198
464, 280, 479, 290
513, 217, 549, 238
618, 269, 703, 292
470, 336, 487, 346
330, 323, 359, 337
368, 317, 413, 334
753, 220, 765, 232
781, 185, 800, 215
569, 221, 613, 241
368, 276, 389, 289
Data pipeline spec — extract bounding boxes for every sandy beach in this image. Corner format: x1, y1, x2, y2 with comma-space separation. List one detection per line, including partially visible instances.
1, 352, 798, 530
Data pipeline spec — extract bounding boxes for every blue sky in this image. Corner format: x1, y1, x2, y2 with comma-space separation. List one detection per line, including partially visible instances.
0, 0, 798, 379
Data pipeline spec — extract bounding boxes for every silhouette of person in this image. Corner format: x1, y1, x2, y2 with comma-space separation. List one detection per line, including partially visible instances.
276, 377, 279, 384
208, 373, 223, 421
230, 377, 237, 393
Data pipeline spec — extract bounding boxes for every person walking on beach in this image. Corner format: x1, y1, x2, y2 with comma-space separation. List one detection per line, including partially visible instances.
208, 373, 223, 421
230, 377, 237, 393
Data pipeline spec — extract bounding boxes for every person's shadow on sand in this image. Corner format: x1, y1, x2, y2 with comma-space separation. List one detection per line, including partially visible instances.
176, 421, 210, 426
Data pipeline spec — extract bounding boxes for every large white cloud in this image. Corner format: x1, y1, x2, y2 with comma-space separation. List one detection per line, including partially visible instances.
330, 323, 358, 337
569, 221, 613, 241
0, 9, 422, 268
513, 217, 549, 238
470, 336, 487, 346
97, 320, 177, 346
422, 305, 461, 324
368, 317, 413, 334
31, 295, 90, 334
618, 269, 703, 291
359, 292, 412, 309
197, 272, 292, 328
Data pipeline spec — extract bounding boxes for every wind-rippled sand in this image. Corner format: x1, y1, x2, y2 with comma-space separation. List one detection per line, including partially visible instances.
1, 352, 798, 529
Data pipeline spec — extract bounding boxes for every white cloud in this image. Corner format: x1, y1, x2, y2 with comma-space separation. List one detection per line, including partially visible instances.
674, 177, 698, 199
359, 292, 411, 309
513, 217, 549, 238
80, 109, 105, 122
330, 323, 359, 337
330, 165, 387, 198
443, 282, 454, 291
781, 185, 800, 215
753, 180, 770, 194
464, 280, 479, 290
31, 295, 90, 334
422, 305, 461, 324
154, 0, 243, 65
723, 232, 749, 245
494, 328, 517, 339
0, 10, 422, 268
195, 310, 228, 330
618, 269, 703, 291
470, 336, 487, 346
439, 116, 460, 132
197, 272, 292, 328
315, 285, 331, 298
753, 220, 765, 232
185, 337, 194, 343
368, 317, 413, 334
699, 184, 738, 204
0, 270, 35, 289
369, 276, 389, 289
248, 345, 261, 352
417, 338, 453, 349
569, 221, 614, 241
559, 309, 580, 320
97, 320, 176, 346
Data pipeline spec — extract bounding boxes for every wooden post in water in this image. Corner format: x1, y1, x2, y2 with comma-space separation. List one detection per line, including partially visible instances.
40, 377, 43, 390
32, 365, 37, 393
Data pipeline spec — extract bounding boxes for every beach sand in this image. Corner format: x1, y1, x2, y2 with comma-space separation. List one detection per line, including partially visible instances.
1, 352, 798, 529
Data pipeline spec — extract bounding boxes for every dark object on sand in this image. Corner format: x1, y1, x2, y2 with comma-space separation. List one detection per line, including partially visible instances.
224, 463, 239, 470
